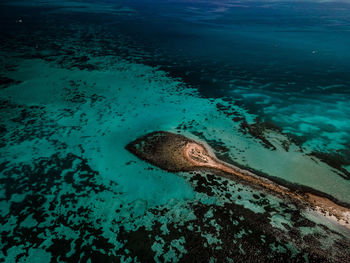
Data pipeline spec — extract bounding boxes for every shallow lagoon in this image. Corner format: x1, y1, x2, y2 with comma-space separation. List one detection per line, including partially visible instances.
1, 0, 350, 262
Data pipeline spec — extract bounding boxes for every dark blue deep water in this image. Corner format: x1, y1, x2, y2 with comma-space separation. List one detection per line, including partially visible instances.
115, 0, 350, 155
2, 1, 350, 154
1, 0, 350, 262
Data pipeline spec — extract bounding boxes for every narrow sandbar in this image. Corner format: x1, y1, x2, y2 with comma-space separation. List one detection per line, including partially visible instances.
126, 131, 350, 230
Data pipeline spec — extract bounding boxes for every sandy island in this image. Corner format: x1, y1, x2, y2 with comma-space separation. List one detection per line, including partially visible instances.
126, 131, 350, 230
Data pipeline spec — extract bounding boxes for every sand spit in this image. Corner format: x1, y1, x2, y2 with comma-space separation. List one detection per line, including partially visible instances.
126, 131, 350, 230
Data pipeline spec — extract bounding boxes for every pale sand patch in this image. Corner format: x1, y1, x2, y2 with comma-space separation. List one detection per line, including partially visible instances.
183, 141, 350, 230
306, 193, 350, 229
127, 131, 350, 230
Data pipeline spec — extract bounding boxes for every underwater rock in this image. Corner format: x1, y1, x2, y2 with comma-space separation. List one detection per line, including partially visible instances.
0, 76, 21, 89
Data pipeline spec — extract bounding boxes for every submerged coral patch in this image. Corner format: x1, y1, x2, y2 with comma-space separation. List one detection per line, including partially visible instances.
126, 131, 350, 231
1, 1, 350, 261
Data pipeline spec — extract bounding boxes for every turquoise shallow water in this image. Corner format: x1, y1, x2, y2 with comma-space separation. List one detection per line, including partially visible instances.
1, 0, 350, 262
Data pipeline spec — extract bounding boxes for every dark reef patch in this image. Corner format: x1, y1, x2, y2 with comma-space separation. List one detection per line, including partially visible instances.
116, 172, 350, 263
309, 151, 350, 180
1, 3, 350, 262
1, 149, 349, 262
0, 76, 21, 89
0, 153, 122, 262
